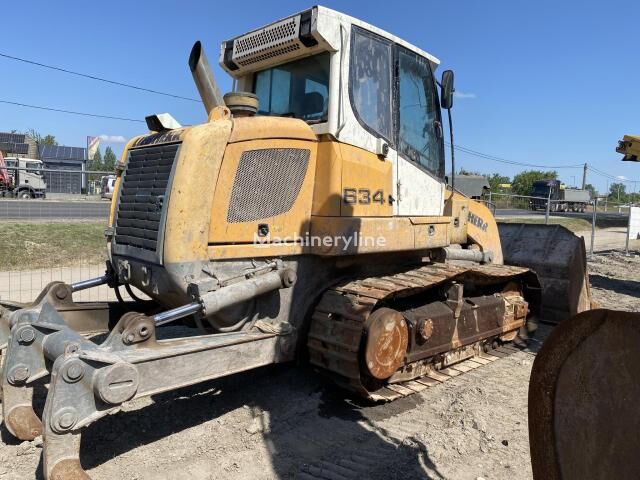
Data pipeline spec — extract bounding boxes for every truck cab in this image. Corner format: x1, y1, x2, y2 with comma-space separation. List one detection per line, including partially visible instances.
4, 157, 47, 199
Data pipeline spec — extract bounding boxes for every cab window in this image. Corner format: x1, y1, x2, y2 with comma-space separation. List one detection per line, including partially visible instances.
397, 48, 443, 177
254, 52, 330, 123
349, 26, 393, 141
26, 162, 42, 175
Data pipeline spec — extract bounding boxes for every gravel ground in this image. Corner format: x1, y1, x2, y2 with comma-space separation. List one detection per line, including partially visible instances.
0, 250, 638, 480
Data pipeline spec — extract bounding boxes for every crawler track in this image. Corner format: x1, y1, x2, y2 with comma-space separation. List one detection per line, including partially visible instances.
308, 263, 537, 401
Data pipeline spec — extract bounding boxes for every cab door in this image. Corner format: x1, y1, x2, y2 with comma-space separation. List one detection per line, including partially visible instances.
394, 47, 446, 216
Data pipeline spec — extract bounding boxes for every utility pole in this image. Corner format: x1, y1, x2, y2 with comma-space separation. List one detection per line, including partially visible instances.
582, 163, 587, 189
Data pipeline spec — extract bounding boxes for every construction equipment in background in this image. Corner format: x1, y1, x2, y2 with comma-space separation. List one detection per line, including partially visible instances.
0, 150, 11, 195
529, 179, 590, 213
528, 309, 640, 480
0, 155, 47, 198
0, 7, 592, 479
617, 134, 640, 162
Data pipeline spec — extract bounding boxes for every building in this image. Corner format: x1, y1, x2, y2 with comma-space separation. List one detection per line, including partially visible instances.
0, 131, 87, 193
448, 174, 491, 199
38, 145, 87, 194
0, 132, 38, 158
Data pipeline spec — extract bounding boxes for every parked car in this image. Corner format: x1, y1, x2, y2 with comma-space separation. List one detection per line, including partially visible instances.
101, 175, 116, 200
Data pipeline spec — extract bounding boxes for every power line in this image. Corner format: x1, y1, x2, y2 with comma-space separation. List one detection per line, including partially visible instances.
447, 142, 584, 169
0, 99, 145, 123
587, 163, 639, 183
0, 52, 199, 103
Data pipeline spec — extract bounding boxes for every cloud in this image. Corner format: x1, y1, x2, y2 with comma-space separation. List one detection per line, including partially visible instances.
454, 91, 477, 99
616, 175, 628, 181
99, 134, 127, 143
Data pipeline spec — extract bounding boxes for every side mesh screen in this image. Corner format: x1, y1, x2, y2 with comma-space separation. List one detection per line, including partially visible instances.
227, 148, 310, 223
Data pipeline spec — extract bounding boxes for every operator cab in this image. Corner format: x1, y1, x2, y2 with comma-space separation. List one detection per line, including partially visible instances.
220, 5, 449, 215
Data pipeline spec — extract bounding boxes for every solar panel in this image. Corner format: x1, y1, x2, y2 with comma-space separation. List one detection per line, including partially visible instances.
38, 145, 87, 161
0, 142, 29, 154
0, 132, 26, 144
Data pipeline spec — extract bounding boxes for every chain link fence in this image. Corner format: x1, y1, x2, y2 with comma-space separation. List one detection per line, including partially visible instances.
0, 168, 637, 304
488, 192, 637, 255
0, 167, 138, 303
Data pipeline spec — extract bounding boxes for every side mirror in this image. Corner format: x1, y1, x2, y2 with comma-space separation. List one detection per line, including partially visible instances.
440, 70, 455, 110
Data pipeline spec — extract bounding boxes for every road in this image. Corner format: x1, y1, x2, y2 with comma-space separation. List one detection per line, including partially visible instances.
496, 207, 628, 224
0, 199, 110, 219
0, 201, 628, 223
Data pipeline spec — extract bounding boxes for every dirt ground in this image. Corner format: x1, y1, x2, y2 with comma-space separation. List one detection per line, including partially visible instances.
0, 250, 638, 480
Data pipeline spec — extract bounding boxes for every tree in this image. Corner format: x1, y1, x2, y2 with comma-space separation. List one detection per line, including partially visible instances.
26, 129, 58, 145
609, 182, 628, 203
87, 147, 103, 182
488, 173, 511, 192
458, 168, 482, 176
511, 170, 558, 196
103, 146, 117, 172
584, 183, 597, 198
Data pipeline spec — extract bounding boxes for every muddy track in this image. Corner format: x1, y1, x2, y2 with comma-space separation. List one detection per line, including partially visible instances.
308, 263, 532, 401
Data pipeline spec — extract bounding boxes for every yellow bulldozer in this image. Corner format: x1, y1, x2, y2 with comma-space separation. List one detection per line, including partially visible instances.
0, 6, 592, 479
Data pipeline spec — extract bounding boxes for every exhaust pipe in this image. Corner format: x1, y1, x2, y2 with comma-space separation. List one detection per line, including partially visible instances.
189, 41, 224, 115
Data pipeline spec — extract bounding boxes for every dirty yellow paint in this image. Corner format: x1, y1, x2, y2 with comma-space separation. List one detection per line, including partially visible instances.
466, 198, 504, 264
229, 116, 316, 143
311, 138, 342, 216
208, 138, 317, 244
208, 242, 305, 259
309, 216, 449, 256
311, 138, 393, 217
339, 142, 392, 217
443, 192, 470, 245
163, 118, 233, 264
444, 190, 503, 264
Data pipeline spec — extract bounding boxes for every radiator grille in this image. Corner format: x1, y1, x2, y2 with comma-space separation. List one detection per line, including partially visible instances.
114, 143, 179, 252
227, 148, 310, 223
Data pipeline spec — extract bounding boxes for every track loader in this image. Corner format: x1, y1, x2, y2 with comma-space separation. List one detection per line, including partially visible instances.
0, 6, 591, 479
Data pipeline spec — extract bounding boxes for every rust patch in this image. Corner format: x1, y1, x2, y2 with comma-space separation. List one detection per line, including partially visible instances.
6, 405, 42, 440
50, 459, 91, 480
363, 308, 408, 380
308, 262, 536, 401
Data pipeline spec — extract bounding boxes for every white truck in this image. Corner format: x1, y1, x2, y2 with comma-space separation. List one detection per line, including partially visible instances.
0, 156, 47, 198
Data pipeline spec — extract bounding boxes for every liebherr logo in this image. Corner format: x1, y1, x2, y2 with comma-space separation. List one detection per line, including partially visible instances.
468, 212, 488, 232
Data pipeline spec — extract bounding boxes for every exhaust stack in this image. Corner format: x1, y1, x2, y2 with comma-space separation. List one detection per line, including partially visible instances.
189, 41, 224, 115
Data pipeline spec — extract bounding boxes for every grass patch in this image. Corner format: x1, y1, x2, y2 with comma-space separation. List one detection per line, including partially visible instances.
0, 222, 107, 271
498, 216, 592, 232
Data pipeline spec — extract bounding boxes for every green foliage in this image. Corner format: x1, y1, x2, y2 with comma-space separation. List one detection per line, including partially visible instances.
584, 183, 597, 198
87, 147, 103, 182
488, 173, 511, 192
26, 129, 58, 145
103, 146, 117, 172
458, 168, 482, 176
608, 182, 628, 203
511, 170, 558, 196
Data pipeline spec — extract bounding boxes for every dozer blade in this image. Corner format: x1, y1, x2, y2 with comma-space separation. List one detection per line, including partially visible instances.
528, 309, 640, 480
498, 223, 591, 323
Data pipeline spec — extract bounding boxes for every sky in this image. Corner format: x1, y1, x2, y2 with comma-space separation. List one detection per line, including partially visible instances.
1, 0, 638, 194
